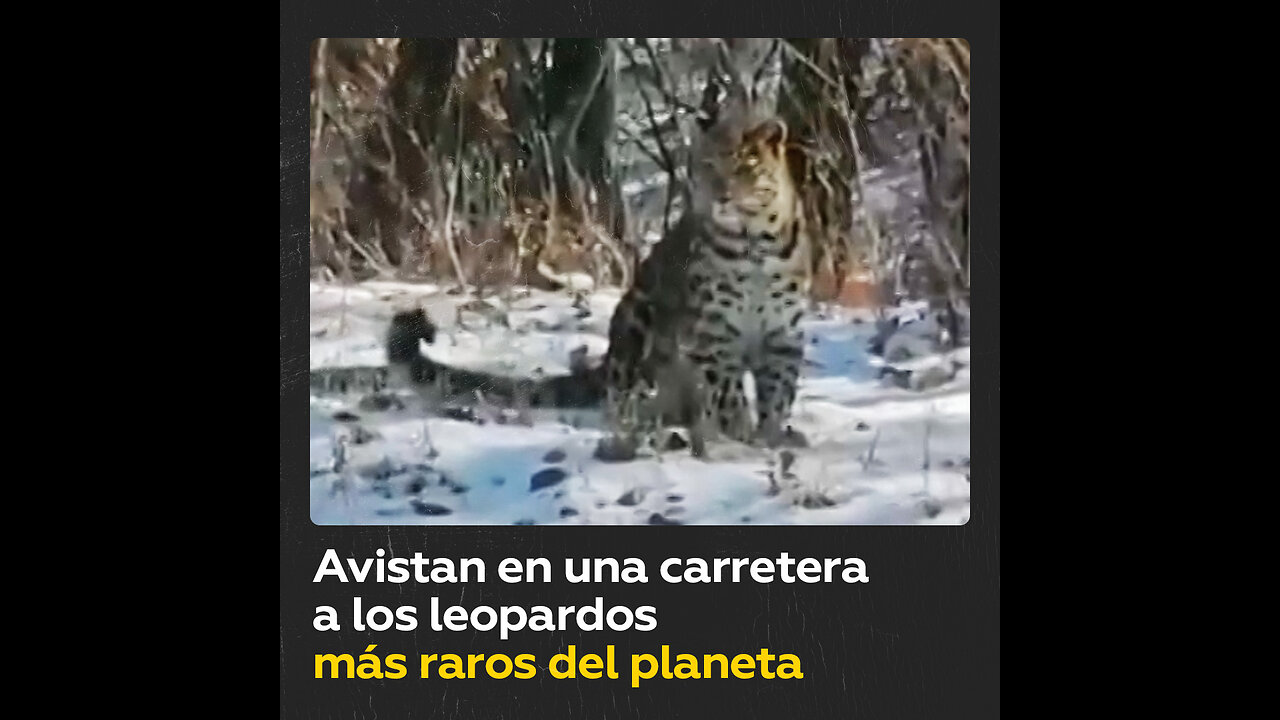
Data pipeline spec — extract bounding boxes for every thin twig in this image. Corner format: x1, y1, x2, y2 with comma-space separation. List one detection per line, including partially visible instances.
637, 39, 681, 114
343, 227, 393, 275
311, 39, 329, 155
779, 39, 841, 89
624, 56, 676, 177
750, 39, 783, 99
861, 429, 880, 472
922, 405, 933, 494
624, 49, 678, 233
443, 103, 469, 292
617, 124, 668, 169
833, 62, 892, 312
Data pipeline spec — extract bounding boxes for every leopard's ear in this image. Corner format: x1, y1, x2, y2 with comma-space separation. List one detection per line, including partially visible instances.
747, 118, 788, 150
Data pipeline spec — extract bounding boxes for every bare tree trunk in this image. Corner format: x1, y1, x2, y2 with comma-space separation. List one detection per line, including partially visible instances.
496, 39, 628, 289
390, 39, 459, 158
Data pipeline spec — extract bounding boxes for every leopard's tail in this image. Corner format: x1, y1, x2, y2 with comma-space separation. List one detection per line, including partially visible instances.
309, 309, 610, 411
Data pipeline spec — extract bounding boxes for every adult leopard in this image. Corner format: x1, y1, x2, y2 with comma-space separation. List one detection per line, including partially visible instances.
602, 117, 810, 459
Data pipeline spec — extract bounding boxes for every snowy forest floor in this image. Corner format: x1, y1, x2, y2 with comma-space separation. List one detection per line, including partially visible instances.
308, 281, 970, 525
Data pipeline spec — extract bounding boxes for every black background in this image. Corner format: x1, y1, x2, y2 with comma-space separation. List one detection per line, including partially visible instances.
281, 4, 1000, 717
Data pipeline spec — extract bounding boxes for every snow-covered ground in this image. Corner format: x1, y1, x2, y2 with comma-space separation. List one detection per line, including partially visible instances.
308, 281, 970, 525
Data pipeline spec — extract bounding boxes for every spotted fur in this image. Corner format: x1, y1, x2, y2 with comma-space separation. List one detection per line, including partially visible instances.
603, 117, 810, 457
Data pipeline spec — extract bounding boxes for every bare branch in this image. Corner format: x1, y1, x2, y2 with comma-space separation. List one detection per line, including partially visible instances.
623, 47, 678, 233
617, 124, 668, 169
780, 39, 840, 89
637, 39, 681, 113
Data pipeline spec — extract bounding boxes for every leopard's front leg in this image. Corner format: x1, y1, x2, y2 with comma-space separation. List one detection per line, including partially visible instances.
687, 328, 753, 454
753, 323, 805, 448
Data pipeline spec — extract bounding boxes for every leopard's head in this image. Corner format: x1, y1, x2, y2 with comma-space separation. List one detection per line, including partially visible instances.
696, 118, 798, 237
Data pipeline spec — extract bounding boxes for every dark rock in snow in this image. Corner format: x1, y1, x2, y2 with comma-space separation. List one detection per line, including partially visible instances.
530, 467, 568, 491
594, 436, 638, 462
441, 406, 480, 423
332, 411, 361, 422
411, 501, 453, 516
780, 426, 808, 448
357, 458, 398, 480
348, 425, 379, 445
542, 448, 567, 463
918, 497, 943, 518
617, 489, 644, 507
799, 493, 837, 509
880, 366, 914, 389
661, 431, 689, 451
884, 333, 936, 364
357, 393, 405, 412
559, 507, 579, 518
779, 449, 797, 476
910, 363, 956, 391
647, 513, 682, 525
